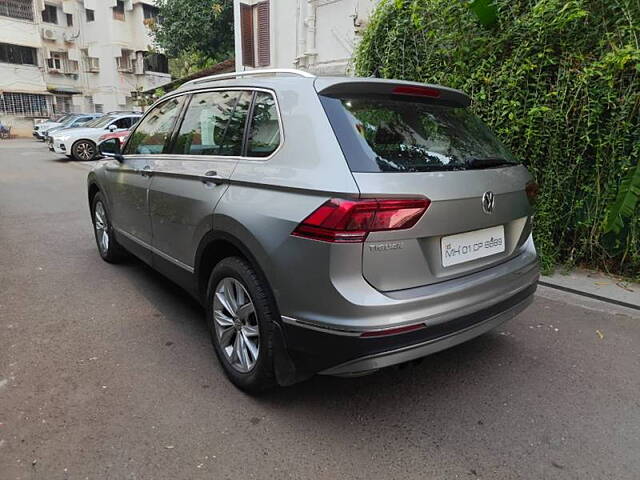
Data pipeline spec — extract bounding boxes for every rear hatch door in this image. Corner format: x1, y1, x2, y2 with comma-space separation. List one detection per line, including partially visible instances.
316, 78, 534, 291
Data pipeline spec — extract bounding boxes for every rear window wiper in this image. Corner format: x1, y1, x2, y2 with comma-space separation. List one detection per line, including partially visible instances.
467, 157, 516, 169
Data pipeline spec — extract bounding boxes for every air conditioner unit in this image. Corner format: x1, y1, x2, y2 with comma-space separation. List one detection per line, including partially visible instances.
41, 28, 57, 41
63, 32, 76, 43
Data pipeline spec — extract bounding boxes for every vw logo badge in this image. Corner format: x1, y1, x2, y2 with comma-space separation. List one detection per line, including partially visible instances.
482, 191, 495, 214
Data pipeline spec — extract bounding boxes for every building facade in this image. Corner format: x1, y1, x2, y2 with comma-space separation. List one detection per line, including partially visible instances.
233, 0, 380, 76
0, 0, 170, 136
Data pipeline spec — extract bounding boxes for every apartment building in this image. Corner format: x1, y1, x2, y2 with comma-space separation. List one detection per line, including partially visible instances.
233, 0, 380, 75
0, 0, 170, 136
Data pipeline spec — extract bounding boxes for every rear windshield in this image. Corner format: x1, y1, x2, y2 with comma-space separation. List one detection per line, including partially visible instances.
327, 96, 517, 172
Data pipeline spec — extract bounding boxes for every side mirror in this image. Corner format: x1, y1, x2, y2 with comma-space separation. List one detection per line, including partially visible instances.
108, 124, 118, 132
99, 137, 123, 161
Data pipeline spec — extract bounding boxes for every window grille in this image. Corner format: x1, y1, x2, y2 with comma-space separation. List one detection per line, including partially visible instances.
0, 92, 51, 117
53, 95, 72, 114
0, 0, 34, 21
0, 43, 37, 66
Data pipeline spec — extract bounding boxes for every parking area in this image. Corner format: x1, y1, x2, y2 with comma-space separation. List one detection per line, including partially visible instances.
1, 139, 639, 479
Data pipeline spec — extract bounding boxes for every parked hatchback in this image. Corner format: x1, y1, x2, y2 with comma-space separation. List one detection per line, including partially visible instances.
88, 70, 539, 392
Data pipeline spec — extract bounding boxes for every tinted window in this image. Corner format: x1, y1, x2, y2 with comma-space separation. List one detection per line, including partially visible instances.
124, 98, 183, 155
112, 116, 137, 129
333, 97, 517, 172
173, 90, 251, 156
246, 92, 280, 157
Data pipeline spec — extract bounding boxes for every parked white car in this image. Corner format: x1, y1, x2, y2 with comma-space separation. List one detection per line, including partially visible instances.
33, 114, 74, 140
50, 113, 141, 161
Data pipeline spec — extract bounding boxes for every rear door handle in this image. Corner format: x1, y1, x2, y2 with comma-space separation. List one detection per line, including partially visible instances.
141, 165, 153, 177
201, 170, 224, 185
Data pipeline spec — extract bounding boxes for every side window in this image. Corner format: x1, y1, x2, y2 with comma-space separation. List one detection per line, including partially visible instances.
173, 90, 252, 156
112, 117, 134, 129
247, 92, 280, 157
124, 98, 184, 155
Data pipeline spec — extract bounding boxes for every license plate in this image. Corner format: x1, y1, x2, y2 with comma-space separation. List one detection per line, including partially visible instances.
441, 225, 505, 267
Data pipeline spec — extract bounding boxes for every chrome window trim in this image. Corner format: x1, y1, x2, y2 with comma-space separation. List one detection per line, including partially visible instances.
123, 87, 284, 162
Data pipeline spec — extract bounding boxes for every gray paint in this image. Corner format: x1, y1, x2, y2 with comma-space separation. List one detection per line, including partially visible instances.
89, 72, 539, 376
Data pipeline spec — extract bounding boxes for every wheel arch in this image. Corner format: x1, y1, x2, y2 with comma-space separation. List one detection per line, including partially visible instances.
194, 230, 275, 309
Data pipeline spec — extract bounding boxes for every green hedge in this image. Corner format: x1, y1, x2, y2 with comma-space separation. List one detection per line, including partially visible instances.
354, 0, 640, 278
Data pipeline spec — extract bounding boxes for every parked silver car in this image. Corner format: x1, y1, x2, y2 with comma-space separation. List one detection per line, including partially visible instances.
88, 69, 539, 391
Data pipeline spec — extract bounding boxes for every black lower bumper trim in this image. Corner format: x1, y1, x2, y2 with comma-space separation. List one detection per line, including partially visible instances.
281, 282, 537, 377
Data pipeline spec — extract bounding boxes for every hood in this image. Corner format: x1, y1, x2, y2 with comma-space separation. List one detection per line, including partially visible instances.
36, 122, 62, 130
53, 127, 105, 139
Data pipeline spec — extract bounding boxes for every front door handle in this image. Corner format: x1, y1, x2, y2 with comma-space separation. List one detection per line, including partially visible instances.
201, 170, 224, 185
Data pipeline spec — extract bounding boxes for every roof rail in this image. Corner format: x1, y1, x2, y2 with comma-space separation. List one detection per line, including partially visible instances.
105, 110, 142, 114
180, 68, 315, 88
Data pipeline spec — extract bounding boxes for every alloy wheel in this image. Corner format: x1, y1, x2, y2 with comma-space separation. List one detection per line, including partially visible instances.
75, 141, 95, 160
213, 277, 260, 373
94, 201, 109, 254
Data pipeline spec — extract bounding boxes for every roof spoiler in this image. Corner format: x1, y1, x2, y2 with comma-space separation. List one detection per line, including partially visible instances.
314, 78, 471, 108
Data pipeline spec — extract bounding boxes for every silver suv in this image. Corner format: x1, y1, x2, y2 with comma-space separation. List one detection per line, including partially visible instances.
89, 69, 539, 391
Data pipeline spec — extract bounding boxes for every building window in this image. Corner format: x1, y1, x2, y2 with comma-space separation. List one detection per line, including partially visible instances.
116, 49, 134, 72
66, 12, 72, 26
0, 92, 50, 117
0, 43, 37, 66
53, 95, 73, 114
94, 104, 103, 113
0, 0, 34, 21
113, 0, 125, 21
42, 4, 57, 24
240, 1, 270, 67
81, 49, 100, 72
143, 52, 168, 74
85, 8, 94, 22
142, 4, 159, 21
46, 52, 78, 74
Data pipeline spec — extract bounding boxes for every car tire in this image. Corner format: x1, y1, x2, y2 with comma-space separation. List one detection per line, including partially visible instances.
71, 140, 97, 161
91, 192, 126, 263
206, 257, 277, 393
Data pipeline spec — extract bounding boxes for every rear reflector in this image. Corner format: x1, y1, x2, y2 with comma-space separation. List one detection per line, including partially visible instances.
392, 85, 441, 98
360, 323, 426, 338
292, 198, 430, 243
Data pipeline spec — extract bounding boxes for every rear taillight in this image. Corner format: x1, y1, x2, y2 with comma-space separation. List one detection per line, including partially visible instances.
392, 85, 441, 98
292, 198, 430, 243
526, 181, 539, 205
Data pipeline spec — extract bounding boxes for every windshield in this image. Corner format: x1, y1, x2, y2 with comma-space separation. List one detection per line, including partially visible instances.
335, 97, 517, 172
60, 116, 84, 127
84, 116, 116, 129
53, 114, 71, 123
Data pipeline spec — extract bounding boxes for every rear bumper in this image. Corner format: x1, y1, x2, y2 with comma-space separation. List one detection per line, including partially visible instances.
282, 281, 536, 377
279, 238, 539, 377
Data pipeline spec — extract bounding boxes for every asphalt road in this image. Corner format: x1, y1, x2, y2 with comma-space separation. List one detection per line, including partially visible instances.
1, 139, 639, 480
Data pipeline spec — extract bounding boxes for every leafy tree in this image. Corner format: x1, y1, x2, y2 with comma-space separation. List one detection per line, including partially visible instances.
150, 0, 233, 68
